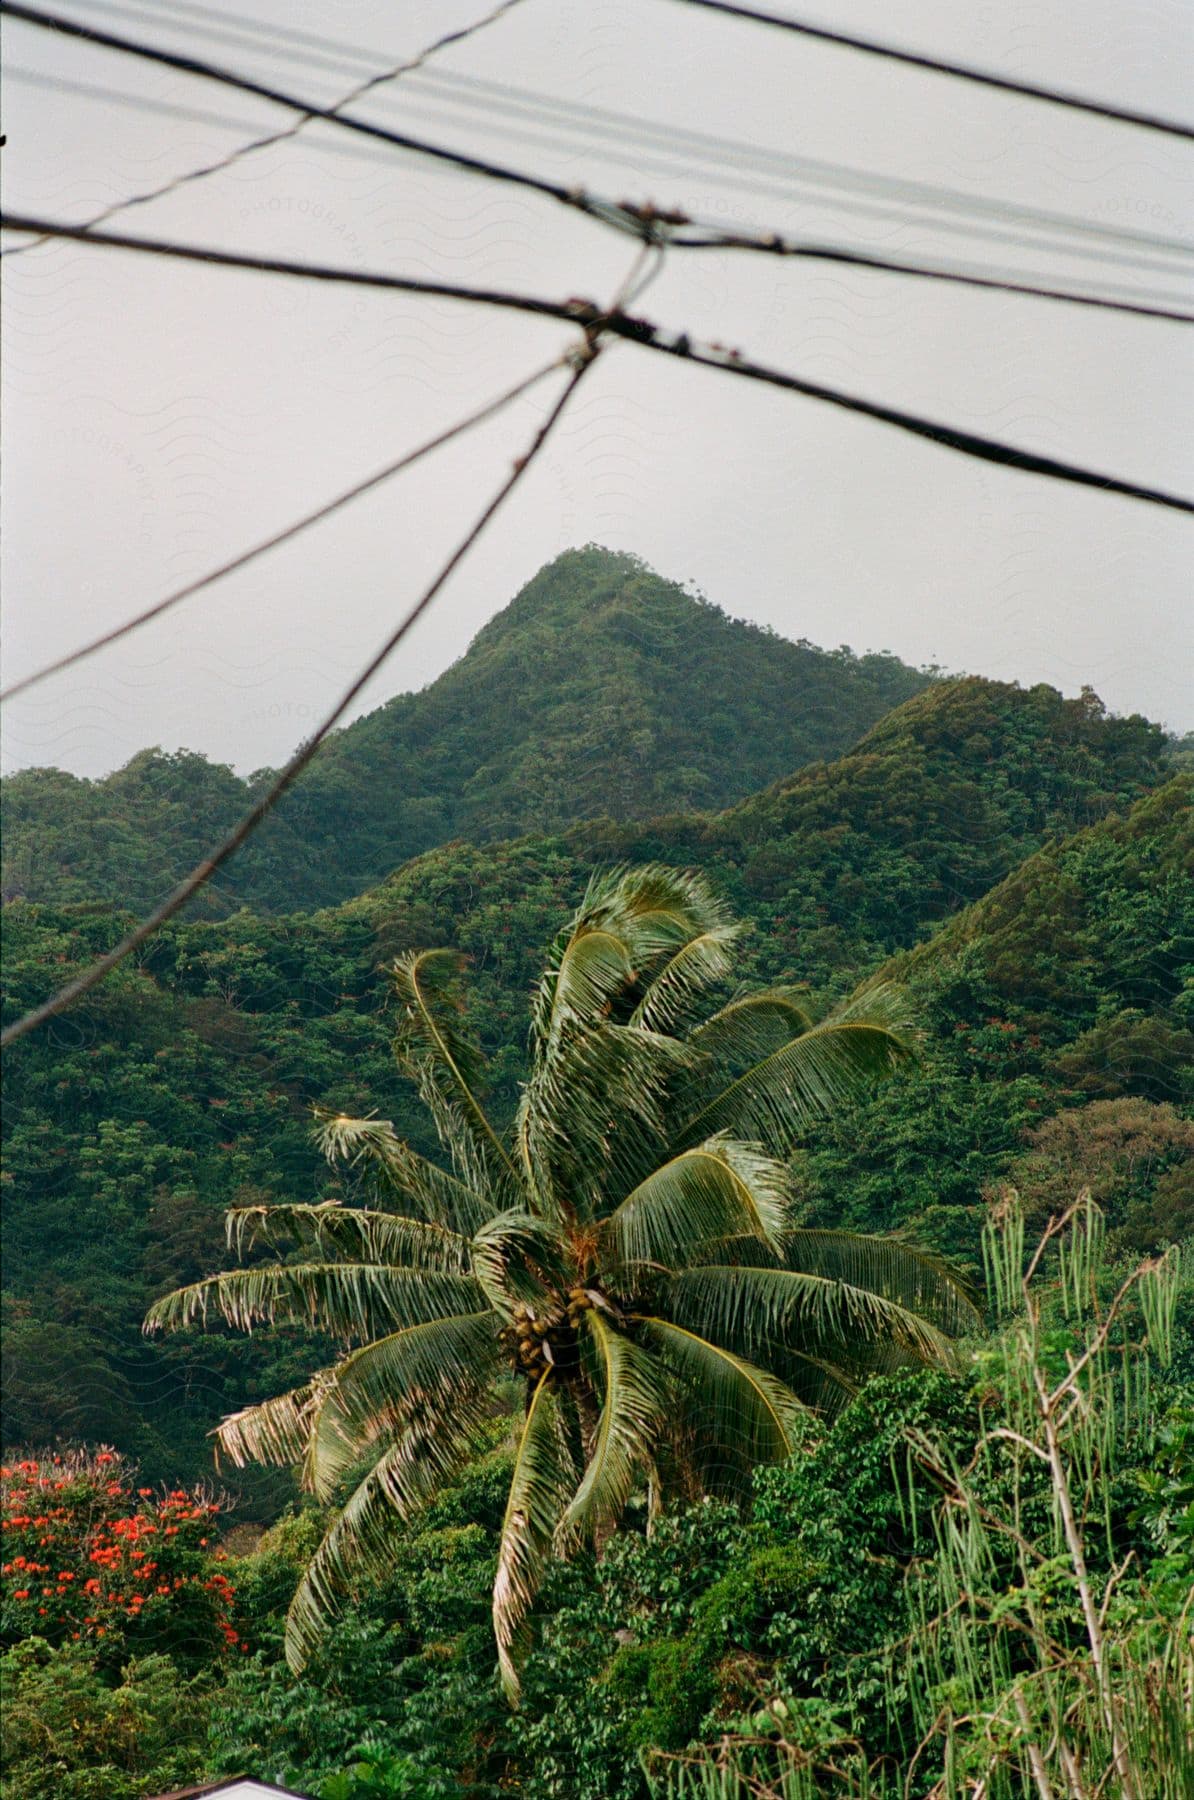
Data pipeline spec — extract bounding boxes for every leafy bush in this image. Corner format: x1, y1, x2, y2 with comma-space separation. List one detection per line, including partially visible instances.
0, 1450, 239, 1671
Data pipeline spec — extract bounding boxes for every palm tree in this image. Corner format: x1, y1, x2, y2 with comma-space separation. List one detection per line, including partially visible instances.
145, 867, 979, 1700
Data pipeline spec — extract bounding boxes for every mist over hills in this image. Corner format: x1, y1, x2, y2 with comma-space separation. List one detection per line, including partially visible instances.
0, 546, 928, 916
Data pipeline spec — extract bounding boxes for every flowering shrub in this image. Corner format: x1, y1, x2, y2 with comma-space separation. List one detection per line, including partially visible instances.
0, 1450, 242, 1670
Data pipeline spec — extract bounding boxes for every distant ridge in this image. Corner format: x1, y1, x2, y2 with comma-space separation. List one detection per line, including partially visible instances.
1, 546, 928, 915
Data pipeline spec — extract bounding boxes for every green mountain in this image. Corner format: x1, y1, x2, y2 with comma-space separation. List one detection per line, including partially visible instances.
3, 674, 1181, 1489
0, 546, 928, 915
348, 670, 1170, 993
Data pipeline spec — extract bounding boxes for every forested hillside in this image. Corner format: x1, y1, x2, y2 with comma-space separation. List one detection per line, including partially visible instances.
4, 637, 1192, 1800
3, 675, 1185, 1493
0, 546, 928, 915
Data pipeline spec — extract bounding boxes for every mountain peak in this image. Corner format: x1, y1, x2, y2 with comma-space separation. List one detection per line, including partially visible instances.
2, 549, 930, 914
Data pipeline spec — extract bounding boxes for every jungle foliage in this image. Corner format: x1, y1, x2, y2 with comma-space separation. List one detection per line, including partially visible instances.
3, 573, 1191, 1797
142, 867, 978, 1698
3, 694, 1186, 1494
2, 1205, 1189, 1800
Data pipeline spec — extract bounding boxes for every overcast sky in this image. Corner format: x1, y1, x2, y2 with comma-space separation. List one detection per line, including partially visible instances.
2, 0, 1192, 779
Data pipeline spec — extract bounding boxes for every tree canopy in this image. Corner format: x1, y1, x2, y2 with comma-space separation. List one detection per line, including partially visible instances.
145, 868, 979, 1697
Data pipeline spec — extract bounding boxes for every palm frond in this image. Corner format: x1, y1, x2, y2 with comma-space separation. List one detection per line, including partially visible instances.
536, 925, 637, 1046
662, 1264, 962, 1369
783, 1229, 983, 1336
493, 1374, 580, 1704
315, 1110, 496, 1233
214, 1376, 328, 1470
225, 1200, 470, 1272
391, 949, 519, 1187
143, 1264, 484, 1341
517, 1020, 688, 1222
634, 1315, 806, 1483
557, 1310, 664, 1546
601, 864, 734, 963
470, 1210, 569, 1316
686, 988, 815, 1066
284, 1394, 490, 1672
627, 929, 738, 1035
599, 1135, 793, 1274
303, 1310, 500, 1499
677, 982, 915, 1154
530, 865, 732, 1057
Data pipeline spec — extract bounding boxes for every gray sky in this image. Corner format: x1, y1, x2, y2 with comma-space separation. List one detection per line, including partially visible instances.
2, 0, 1192, 779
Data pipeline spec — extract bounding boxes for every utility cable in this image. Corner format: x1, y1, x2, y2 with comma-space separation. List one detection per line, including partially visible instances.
0, 346, 600, 1049
48, 4, 1194, 266
682, 233, 1194, 324
7, 203, 1191, 330
13, 67, 1193, 307
634, 326, 1194, 514
0, 357, 565, 702
9, 193, 1192, 323
665, 1, 1194, 141
4, 215, 1191, 514
3, 0, 526, 259
9, 63, 1192, 286
9, 5, 1191, 296
69, 0, 393, 78
0, 3, 655, 243
400, 66, 1194, 266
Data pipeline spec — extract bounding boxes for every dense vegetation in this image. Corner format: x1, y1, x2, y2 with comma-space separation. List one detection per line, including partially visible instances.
3, 559, 1190, 1795
1, 547, 928, 915
143, 869, 979, 1700
3, 682, 1186, 1495
3, 1205, 1189, 1798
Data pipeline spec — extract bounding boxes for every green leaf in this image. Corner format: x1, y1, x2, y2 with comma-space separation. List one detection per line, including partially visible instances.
494, 1374, 579, 1704
686, 988, 815, 1066
391, 949, 519, 1188
558, 1310, 664, 1545
470, 1209, 569, 1315
782, 1229, 982, 1336
663, 1264, 962, 1369
315, 1110, 496, 1233
678, 983, 915, 1153
304, 1311, 501, 1499
599, 1135, 793, 1273
634, 1315, 806, 1480
517, 1019, 687, 1222
284, 1393, 491, 1672
225, 1199, 471, 1272
214, 1376, 328, 1471
627, 929, 738, 1034
143, 1263, 485, 1341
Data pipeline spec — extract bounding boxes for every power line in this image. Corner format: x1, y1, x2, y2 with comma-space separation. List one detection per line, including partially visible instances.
10, 7, 1191, 304
0, 210, 590, 316
665, 1, 1194, 141
0, 358, 564, 702
13, 61, 1190, 283
14, 67, 1194, 312
0, 3, 651, 242
4, 0, 526, 260
671, 234, 1194, 324
397, 66, 1194, 265
9, 193, 1188, 324
52, 3, 1194, 267
5, 214, 1191, 512
0, 347, 600, 1049
364, 85, 1194, 279
74, 0, 392, 76
644, 330, 1194, 514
